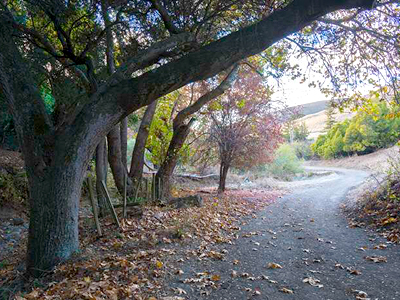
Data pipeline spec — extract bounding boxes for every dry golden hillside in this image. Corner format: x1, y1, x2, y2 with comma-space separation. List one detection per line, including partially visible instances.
296, 109, 355, 140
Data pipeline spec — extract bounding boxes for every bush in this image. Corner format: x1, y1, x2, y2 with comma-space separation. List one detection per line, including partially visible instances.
292, 141, 313, 160
266, 144, 303, 180
0, 170, 29, 207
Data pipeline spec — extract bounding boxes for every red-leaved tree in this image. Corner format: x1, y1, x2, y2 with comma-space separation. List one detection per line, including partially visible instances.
207, 69, 282, 192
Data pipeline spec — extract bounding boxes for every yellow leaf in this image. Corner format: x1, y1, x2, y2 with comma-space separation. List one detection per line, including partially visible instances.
156, 260, 163, 268
211, 274, 221, 281
83, 276, 91, 283
382, 217, 397, 225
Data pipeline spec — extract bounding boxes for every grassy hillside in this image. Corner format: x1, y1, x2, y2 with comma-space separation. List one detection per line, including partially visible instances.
296, 109, 355, 140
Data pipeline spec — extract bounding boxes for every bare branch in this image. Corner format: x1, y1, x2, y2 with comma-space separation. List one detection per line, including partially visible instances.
148, 0, 181, 34
173, 64, 240, 129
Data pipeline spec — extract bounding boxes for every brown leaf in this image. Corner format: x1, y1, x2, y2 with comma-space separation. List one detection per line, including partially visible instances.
279, 287, 294, 294
364, 256, 387, 263
211, 274, 221, 281
347, 268, 362, 275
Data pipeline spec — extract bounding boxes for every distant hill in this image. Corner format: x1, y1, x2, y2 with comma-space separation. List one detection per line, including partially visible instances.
290, 100, 329, 117
295, 108, 355, 140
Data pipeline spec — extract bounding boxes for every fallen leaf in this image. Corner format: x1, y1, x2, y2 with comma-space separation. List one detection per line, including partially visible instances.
173, 287, 187, 295
373, 244, 388, 250
352, 289, 369, 299
279, 287, 294, 294
156, 260, 164, 268
211, 274, 221, 281
335, 263, 344, 269
231, 270, 238, 278
347, 268, 362, 275
382, 217, 397, 225
364, 256, 387, 263
24, 290, 39, 299
303, 277, 323, 288
267, 262, 282, 269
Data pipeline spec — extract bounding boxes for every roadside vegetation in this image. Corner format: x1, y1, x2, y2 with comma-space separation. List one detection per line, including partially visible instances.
311, 101, 400, 159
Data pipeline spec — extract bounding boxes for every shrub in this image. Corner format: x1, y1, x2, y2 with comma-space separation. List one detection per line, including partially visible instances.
266, 144, 303, 180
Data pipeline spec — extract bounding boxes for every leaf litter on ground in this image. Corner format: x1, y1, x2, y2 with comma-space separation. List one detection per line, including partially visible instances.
5, 188, 281, 299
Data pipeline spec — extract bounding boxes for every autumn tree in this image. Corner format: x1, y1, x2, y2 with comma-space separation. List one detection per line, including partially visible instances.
207, 70, 282, 192
155, 65, 240, 199
0, 0, 397, 276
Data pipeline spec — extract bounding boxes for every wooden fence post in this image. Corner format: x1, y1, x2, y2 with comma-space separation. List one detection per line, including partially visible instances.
87, 177, 102, 236
100, 180, 121, 228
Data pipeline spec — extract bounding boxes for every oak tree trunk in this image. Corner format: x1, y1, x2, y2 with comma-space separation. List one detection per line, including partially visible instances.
27, 156, 84, 276
120, 117, 128, 170
96, 139, 108, 216
107, 126, 129, 195
156, 121, 193, 199
129, 100, 158, 184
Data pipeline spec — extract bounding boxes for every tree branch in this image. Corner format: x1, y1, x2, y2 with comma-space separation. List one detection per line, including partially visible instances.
173, 64, 239, 129
148, 0, 181, 34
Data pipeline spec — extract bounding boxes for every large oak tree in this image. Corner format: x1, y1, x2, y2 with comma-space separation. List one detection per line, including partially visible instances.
0, 0, 394, 276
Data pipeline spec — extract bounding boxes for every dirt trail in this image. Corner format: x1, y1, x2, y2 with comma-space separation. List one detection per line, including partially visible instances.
165, 167, 400, 299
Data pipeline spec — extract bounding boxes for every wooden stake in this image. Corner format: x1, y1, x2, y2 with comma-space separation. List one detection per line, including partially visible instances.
152, 173, 156, 201
145, 177, 149, 200
134, 179, 140, 205
158, 177, 161, 200
123, 173, 127, 219
87, 177, 102, 236
101, 180, 121, 228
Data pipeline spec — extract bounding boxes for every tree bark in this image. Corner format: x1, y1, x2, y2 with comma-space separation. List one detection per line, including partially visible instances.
27, 157, 84, 276
107, 126, 128, 195
120, 117, 128, 170
156, 120, 194, 199
96, 138, 108, 216
129, 100, 158, 183
0, 14, 85, 275
102, 1, 131, 196
218, 160, 230, 193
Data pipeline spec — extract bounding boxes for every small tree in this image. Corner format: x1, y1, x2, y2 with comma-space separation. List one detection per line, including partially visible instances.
207, 70, 282, 192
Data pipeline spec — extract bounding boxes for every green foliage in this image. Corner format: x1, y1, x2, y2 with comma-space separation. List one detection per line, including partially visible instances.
266, 144, 303, 180
292, 141, 313, 160
145, 92, 192, 167
282, 122, 310, 143
312, 102, 400, 159
324, 105, 336, 131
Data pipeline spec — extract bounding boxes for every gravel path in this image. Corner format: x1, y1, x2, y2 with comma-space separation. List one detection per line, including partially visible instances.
167, 167, 400, 300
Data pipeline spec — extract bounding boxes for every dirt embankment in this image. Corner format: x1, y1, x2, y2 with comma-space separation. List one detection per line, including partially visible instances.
306, 145, 400, 174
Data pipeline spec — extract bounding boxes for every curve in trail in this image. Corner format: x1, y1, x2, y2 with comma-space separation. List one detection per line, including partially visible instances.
169, 167, 400, 300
